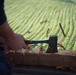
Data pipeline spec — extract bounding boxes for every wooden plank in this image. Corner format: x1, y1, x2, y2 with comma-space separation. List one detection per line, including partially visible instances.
23, 49, 39, 66
23, 53, 39, 66
6, 49, 76, 68
6, 51, 15, 65
14, 52, 23, 65
39, 50, 76, 68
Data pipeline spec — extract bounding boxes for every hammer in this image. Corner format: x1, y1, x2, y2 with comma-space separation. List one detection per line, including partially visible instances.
24, 35, 58, 53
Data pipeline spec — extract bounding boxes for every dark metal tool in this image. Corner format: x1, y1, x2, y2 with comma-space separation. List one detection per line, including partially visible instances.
24, 40, 48, 44
24, 35, 58, 53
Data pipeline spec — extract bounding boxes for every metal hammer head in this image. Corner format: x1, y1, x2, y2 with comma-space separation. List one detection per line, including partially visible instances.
24, 35, 58, 53
46, 35, 58, 53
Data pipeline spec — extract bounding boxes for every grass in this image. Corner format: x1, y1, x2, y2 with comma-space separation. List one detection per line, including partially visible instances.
4, 0, 76, 50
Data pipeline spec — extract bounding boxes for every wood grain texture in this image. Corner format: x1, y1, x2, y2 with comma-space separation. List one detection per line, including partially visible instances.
6, 49, 76, 68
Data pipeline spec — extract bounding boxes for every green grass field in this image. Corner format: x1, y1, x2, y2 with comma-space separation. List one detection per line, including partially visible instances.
4, 0, 76, 50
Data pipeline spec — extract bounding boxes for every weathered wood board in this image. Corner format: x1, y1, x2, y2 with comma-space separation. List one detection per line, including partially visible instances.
6, 49, 76, 68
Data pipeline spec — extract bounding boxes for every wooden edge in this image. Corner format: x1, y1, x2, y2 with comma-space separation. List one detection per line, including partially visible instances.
6, 49, 76, 68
